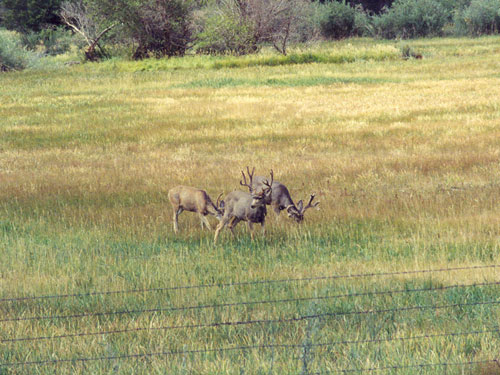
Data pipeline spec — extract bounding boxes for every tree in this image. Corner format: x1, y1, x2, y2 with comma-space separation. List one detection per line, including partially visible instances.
96, 0, 193, 59
196, 0, 313, 56
2, 0, 63, 32
59, 0, 116, 61
316, 0, 394, 13
245, 0, 312, 55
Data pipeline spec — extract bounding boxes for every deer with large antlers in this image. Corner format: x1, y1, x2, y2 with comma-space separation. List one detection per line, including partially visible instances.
213, 168, 274, 244
251, 175, 319, 223
168, 186, 224, 233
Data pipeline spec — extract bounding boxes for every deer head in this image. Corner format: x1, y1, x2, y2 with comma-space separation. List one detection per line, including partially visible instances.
286, 193, 319, 223
240, 167, 273, 209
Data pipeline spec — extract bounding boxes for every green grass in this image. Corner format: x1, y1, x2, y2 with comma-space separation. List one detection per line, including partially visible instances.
1, 36, 500, 374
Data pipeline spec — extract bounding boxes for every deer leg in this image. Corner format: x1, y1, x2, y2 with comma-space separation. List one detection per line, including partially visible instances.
214, 216, 229, 244
273, 203, 281, 216
247, 221, 255, 240
199, 213, 212, 230
228, 217, 240, 237
173, 207, 182, 233
261, 221, 266, 237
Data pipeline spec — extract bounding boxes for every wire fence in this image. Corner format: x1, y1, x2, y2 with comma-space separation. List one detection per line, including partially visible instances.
3, 299, 499, 343
2, 280, 498, 323
1, 264, 499, 372
2, 264, 498, 303
2, 328, 498, 368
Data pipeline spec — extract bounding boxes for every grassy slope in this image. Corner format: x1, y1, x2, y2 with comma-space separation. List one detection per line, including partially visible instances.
1, 37, 500, 374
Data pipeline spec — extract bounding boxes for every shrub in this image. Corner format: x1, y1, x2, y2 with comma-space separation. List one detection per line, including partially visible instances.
193, 5, 258, 55
455, 0, 500, 36
98, 0, 193, 59
317, 0, 357, 39
0, 29, 39, 71
194, 0, 315, 56
353, 5, 375, 37
22, 27, 80, 56
373, 0, 449, 38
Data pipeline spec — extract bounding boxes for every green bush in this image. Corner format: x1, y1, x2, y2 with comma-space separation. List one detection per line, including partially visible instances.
455, 0, 500, 36
317, 0, 357, 39
22, 27, 81, 56
0, 29, 39, 71
373, 0, 449, 38
193, 8, 258, 55
353, 5, 375, 37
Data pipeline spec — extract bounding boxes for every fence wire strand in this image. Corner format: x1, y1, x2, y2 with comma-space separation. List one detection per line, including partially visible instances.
313, 359, 497, 374
2, 264, 498, 303
1, 328, 498, 368
3, 299, 499, 343
1, 280, 499, 323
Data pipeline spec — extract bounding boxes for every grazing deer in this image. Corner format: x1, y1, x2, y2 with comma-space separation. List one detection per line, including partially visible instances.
251, 174, 319, 223
168, 186, 224, 233
213, 169, 273, 244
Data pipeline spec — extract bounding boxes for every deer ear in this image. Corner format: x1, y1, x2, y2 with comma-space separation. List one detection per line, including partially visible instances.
220, 200, 225, 209
296, 200, 303, 212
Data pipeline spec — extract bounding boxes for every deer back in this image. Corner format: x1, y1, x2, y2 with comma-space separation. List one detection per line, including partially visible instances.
252, 176, 294, 208
168, 186, 214, 214
223, 190, 267, 224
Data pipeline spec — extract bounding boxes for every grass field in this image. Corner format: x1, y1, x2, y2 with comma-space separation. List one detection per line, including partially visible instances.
1, 37, 500, 374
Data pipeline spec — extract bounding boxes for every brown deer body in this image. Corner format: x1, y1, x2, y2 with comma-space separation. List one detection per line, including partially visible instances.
213, 169, 273, 244
251, 176, 319, 223
168, 186, 223, 233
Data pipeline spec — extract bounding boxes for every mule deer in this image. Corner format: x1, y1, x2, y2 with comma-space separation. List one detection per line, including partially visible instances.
251, 175, 319, 223
168, 186, 224, 233
213, 169, 273, 244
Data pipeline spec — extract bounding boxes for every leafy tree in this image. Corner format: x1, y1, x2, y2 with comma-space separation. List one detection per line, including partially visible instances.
59, 0, 116, 61
2, 0, 63, 32
458, 0, 500, 35
373, 0, 448, 38
194, 0, 313, 56
317, 1, 357, 39
315, 0, 394, 13
96, 0, 194, 58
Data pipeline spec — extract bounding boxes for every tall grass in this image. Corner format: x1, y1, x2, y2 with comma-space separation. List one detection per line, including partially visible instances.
1, 36, 500, 374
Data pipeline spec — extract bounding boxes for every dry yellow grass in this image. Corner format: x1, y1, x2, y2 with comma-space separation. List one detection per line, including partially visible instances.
1, 37, 500, 374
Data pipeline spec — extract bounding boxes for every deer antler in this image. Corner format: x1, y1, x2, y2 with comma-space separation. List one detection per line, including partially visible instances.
240, 166, 255, 192
215, 193, 223, 209
262, 169, 274, 190
301, 194, 320, 214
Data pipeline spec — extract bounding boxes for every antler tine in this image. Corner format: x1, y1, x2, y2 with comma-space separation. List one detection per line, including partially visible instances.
216, 193, 223, 208
247, 166, 255, 185
240, 166, 253, 192
301, 193, 320, 213
263, 169, 274, 189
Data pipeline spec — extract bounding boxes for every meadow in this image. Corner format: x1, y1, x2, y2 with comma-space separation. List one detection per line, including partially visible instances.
1, 37, 500, 374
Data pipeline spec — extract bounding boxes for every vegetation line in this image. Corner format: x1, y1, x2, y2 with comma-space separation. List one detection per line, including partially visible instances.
2, 281, 499, 323
2, 264, 498, 303
3, 300, 499, 344
1, 329, 497, 368
312, 359, 497, 374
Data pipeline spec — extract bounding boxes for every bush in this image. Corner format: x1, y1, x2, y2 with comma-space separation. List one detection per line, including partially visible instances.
455, 0, 500, 36
98, 0, 193, 59
193, 5, 258, 55
0, 29, 39, 71
194, 0, 315, 56
353, 5, 375, 37
22, 27, 80, 56
317, 1, 357, 39
373, 0, 449, 38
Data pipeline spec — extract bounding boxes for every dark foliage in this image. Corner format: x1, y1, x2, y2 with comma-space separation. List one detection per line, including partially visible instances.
2, 0, 63, 32
98, 0, 192, 59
